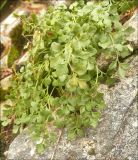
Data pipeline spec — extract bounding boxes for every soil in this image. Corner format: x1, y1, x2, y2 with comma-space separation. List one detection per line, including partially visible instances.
0, 124, 15, 160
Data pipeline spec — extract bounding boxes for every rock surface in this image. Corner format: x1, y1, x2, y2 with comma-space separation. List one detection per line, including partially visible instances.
0, 75, 12, 101
47, 0, 74, 6
124, 9, 138, 48
6, 55, 138, 160
95, 76, 138, 159
0, 8, 28, 37
0, 75, 12, 91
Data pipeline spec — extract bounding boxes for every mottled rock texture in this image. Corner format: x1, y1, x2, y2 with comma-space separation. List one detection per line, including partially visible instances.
95, 76, 138, 160
124, 10, 138, 48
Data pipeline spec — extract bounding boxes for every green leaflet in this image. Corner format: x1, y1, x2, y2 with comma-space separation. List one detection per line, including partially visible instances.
71, 58, 87, 76
56, 64, 68, 75
51, 42, 61, 53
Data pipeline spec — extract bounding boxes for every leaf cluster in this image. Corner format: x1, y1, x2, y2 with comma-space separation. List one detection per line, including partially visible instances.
2, 0, 134, 153
111, 0, 137, 13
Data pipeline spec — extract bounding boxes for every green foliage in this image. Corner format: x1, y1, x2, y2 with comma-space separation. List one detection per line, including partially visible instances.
111, 0, 137, 13
2, 0, 134, 153
0, 88, 7, 101
8, 46, 20, 67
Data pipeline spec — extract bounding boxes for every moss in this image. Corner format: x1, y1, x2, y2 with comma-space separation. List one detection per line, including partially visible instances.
9, 23, 25, 51
7, 23, 26, 67
0, 88, 8, 101
7, 46, 20, 68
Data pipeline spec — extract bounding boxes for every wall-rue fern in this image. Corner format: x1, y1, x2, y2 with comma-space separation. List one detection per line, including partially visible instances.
2, 0, 134, 153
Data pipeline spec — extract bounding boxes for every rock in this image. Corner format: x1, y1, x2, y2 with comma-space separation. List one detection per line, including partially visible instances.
21, 2, 48, 14
0, 8, 29, 69
0, 55, 8, 69
16, 53, 29, 66
126, 54, 138, 77
0, 8, 28, 37
0, 68, 12, 80
46, 0, 74, 6
6, 55, 138, 160
124, 10, 138, 48
0, 36, 11, 58
0, 75, 12, 91
96, 53, 115, 71
95, 76, 137, 160
0, 75, 12, 101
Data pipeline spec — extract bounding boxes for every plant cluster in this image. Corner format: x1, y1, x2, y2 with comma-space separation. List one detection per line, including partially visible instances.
2, 0, 134, 153
111, 0, 137, 13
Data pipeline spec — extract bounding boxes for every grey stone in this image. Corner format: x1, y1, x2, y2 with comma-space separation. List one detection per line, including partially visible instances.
95, 75, 138, 160
0, 36, 11, 58
6, 55, 138, 160
0, 8, 28, 37
124, 10, 138, 48
0, 55, 8, 69
0, 75, 12, 90
47, 0, 74, 6
0, 8, 29, 69
0, 75, 12, 101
